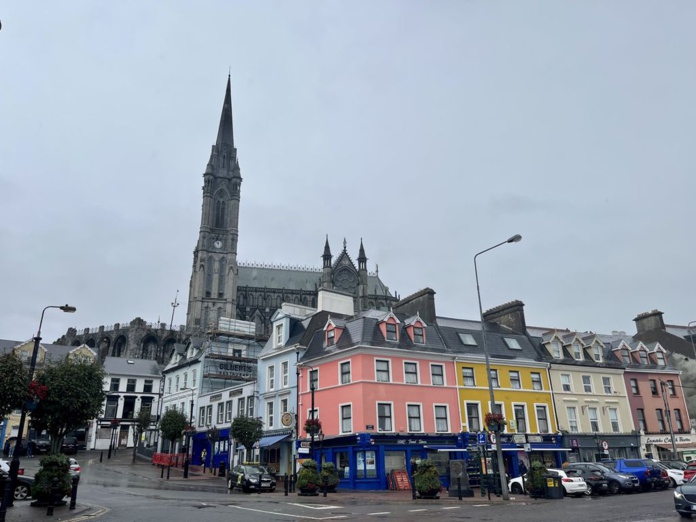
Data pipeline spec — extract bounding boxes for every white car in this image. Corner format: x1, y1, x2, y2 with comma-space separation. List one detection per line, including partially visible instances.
508, 467, 587, 497
69, 457, 81, 476
0, 459, 24, 475
657, 462, 683, 487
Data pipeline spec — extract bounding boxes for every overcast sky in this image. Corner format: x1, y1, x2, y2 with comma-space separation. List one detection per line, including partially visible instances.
1, 1, 695, 344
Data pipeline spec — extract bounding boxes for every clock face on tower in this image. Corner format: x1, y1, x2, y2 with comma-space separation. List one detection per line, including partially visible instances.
214, 240, 223, 249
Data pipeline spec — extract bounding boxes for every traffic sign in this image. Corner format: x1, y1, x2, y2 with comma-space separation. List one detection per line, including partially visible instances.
602, 440, 609, 450
489, 433, 497, 445
477, 432, 487, 445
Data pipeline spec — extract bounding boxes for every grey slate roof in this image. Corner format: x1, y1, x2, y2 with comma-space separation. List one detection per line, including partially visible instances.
237, 265, 391, 295
103, 356, 161, 377
0, 338, 75, 362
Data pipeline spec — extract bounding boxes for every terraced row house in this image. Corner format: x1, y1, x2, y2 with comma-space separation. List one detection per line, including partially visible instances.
249, 291, 691, 490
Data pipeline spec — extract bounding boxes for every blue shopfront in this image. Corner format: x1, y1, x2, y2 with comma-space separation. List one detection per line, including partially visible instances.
191, 428, 231, 471
476, 432, 569, 478
304, 432, 471, 491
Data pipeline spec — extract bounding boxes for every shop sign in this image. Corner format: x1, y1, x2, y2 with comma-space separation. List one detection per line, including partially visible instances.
396, 438, 427, 445
527, 435, 543, 443
646, 435, 695, 445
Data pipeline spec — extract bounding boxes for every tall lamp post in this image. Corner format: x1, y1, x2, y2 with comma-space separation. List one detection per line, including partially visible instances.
182, 387, 195, 479
660, 380, 678, 459
0, 304, 76, 518
688, 321, 696, 360
475, 234, 521, 501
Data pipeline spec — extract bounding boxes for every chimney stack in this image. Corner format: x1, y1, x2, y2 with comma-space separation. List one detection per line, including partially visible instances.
482, 300, 527, 335
633, 309, 665, 334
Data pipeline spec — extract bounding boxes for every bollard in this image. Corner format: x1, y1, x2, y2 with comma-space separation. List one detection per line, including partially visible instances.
160, 466, 164, 479
411, 474, 417, 500
323, 475, 328, 498
167, 465, 171, 480
218, 462, 226, 478
457, 477, 462, 500
46, 477, 58, 516
183, 459, 189, 479
100, 451, 103, 463
69, 475, 80, 509
284, 474, 288, 496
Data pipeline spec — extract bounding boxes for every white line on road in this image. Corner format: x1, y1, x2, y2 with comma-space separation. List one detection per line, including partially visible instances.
229, 504, 347, 520
288, 502, 342, 510
442, 506, 460, 510
408, 508, 428, 512
367, 512, 391, 516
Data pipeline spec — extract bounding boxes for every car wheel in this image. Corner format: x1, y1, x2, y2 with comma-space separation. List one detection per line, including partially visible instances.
608, 481, 620, 495
510, 483, 523, 495
227, 478, 233, 490
584, 484, 593, 496
679, 512, 692, 518
14, 484, 29, 501
671, 478, 678, 488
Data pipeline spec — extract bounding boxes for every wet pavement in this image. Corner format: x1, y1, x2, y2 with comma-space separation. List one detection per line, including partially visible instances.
0, 449, 528, 521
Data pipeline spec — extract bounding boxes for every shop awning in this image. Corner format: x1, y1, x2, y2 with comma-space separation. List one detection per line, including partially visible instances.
258, 434, 290, 448
654, 442, 696, 450
501, 447, 570, 452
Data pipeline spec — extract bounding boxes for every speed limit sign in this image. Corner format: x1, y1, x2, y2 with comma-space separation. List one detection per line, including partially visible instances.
602, 440, 609, 451
489, 432, 497, 445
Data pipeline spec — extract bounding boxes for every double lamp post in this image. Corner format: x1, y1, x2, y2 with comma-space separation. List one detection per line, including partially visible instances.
0, 304, 76, 520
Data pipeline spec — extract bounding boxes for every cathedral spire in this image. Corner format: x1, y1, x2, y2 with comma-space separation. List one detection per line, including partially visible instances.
216, 75, 235, 150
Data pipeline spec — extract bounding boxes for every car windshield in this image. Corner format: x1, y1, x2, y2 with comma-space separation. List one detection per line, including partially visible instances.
243, 466, 265, 474
601, 462, 617, 471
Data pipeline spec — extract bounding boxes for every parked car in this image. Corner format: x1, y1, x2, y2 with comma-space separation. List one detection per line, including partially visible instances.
0, 469, 35, 501
0, 459, 25, 475
69, 458, 81, 476
508, 468, 587, 497
60, 437, 78, 455
32, 436, 51, 455
564, 462, 639, 494
643, 459, 672, 489
563, 466, 608, 495
674, 475, 696, 517
662, 460, 688, 471
227, 464, 276, 493
684, 462, 696, 482
602, 459, 662, 491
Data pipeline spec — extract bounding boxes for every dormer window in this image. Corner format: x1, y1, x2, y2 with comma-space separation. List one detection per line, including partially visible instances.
655, 351, 666, 365
327, 329, 336, 346
551, 341, 562, 358
275, 324, 284, 347
413, 327, 424, 344
573, 343, 582, 360
386, 323, 397, 341
621, 349, 631, 364
324, 318, 344, 346
639, 351, 649, 365
593, 346, 603, 362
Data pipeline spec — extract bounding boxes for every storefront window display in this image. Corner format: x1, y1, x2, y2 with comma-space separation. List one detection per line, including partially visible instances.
356, 450, 377, 478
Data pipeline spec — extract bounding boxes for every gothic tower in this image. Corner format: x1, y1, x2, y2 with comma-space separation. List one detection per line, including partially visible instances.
186, 76, 241, 331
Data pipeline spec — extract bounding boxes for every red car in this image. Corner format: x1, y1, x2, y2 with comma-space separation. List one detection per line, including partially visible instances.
683, 462, 696, 482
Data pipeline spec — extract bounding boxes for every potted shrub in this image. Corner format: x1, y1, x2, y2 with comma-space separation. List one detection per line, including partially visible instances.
321, 462, 339, 492
413, 459, 442, 499
31, 453, 72, 507
297, 459, 321, 496
484, 412, 507, 432
525, 461, 547, 499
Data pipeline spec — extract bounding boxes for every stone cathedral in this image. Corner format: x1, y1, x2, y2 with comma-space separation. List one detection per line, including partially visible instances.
57, 77, 398, 363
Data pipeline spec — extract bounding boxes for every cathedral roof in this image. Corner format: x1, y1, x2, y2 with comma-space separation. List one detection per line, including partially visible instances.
216, 75, 234, 150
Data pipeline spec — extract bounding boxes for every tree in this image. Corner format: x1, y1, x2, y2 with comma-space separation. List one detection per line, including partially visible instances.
30, 358, 106, 453
159, 409, 187, 453
0, 353, 29, 419
230, 416, 263, 460
132, 408, 152, 463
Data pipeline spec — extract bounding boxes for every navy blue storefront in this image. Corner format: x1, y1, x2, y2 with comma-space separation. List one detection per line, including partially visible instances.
191, 428, 231, 471
305, 432, 471, 491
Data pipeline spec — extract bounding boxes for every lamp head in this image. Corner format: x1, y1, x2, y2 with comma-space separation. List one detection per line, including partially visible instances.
507, 234, 522, 244
60, 305, 77, 313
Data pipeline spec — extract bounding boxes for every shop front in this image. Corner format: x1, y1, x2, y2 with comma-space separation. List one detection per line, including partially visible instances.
563, 433, 641, 463
643, 433, 696, 462
306, 432, 470, 490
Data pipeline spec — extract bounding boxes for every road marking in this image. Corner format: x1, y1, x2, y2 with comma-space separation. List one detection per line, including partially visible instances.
408, 508, 428, 512
442, 506, 460, 510
229, 505, 347, 519
69, 505, 110, 521
288, 502, 342, 510
368, 512, 391, 516
472, 504, 490, 507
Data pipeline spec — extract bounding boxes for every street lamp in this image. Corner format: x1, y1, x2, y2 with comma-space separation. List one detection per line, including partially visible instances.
660, 380, 678, 459
0, 304, 76, 518
474, 234, 521, 501
688, 321, 696, 360
181, 387, 195, 479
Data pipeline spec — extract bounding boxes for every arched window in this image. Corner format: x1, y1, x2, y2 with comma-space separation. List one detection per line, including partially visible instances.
218, 258, 226, 298
205, 257, 214, 297
214, 200, 227, 228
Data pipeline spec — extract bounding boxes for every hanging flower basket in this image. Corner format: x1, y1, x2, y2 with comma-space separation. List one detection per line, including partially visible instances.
27, 380, 48, 408
304, 418, 322, 435
484, 412, 506, 432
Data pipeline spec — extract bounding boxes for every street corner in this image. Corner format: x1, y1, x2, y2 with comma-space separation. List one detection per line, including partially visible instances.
1, 501, 108, 522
